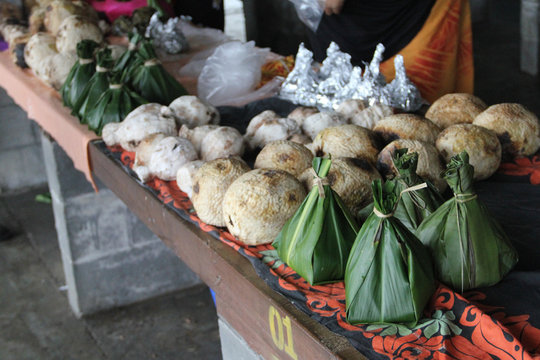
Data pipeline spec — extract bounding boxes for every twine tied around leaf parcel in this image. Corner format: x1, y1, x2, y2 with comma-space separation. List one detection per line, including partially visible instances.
373, 183, 428, 218
310, 168, 330, 198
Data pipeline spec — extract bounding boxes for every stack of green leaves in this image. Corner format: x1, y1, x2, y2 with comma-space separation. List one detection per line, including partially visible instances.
85, 71, 147, 136
273, 157, 359, 285
73, 48, 114, 122
60, 40, 100, 109
416, 151, 518, 292
345, 179, 436, 326
113, 32, 143, 83
129, 40, 187, 104
358, 150, 445, 231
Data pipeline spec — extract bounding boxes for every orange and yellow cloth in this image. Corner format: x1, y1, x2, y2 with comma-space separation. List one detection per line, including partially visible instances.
380, 0, 474, 103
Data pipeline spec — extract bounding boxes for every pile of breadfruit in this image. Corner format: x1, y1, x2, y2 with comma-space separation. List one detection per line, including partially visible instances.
103, 92, 540, 246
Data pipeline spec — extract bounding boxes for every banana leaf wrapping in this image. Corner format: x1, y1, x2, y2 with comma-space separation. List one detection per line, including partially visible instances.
415, 151, 518, 292
113, 32, 143, 83
60, 40, 100, 109
84, 71, 147, 136
128, 41, 187, 104
345, 179, 436, 326
73, 48, 114, 122
357, 149, 445, 231
273, 157, 359, 285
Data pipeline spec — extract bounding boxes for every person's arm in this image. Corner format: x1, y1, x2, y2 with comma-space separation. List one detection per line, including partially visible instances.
324, 0, 345, 15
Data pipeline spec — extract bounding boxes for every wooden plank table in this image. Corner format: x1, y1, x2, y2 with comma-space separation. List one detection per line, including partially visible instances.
89, 141, 364, 360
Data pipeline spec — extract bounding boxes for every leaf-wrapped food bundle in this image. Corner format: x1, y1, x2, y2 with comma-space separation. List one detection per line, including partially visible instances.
60, 39, 100, 109
416, 151, 518, 292
73, 48, 114, 122
345, 179, 435, 326
113, 32, 143, 81
273, 157, 359, 285
129, 40, 187, 104
85, 71, 147, 136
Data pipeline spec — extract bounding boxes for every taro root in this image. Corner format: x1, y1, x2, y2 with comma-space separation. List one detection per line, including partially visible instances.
38, 52, 77, 90
245, 117, 300, 150
133, 133, 166, 169
176, 160, 204, 199
44, 0, 98, 35
254, 140, 313, 177
133, 136, 198, 182
473, 103, 540, 158
287, 133, 311, 145
169, 95, 220, 128
287, 106, 318, 127
24, 32, 57, 71
245, 110, 280, 136
222, 169, 306, 245
299, 157, 381, 214
311, 124, 380, 164
191, 157, 250, 227
436, 124, 501, 180
200, 126, 245, 161
426, 93, 487, 129
350, 102, 393, 129
335, 99, 367, 122
373, 113, 441, 144
179, 124, 219, 155
102, 103, 177, 151
56, 15, 103, 54
377, 139, 446, 192
1, 24, 28, 44
302, 111, 346, 139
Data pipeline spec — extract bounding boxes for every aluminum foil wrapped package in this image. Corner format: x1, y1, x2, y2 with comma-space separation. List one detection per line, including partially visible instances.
279, 43, 320, 107
145, 13, 189, 54
279, 41, 424, 112
385, 55, 425, 112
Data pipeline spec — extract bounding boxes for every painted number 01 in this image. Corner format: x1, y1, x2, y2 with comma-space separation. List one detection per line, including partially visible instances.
268, 306, 298, 360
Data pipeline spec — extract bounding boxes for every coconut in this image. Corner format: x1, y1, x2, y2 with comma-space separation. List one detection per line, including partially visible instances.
254, 140, 313, 177
176, 160, 204, 199
169, 95, 220, 128
191, 157, 250, 227
373, 113, 441, 144
56, 15, 103, 54
24, 32, 57, 71
350, 102, 393, 129
287, 106, 318, 127
376, 139, 446, 192
473, 103, 540, 158
245, 117, 300, 149
299, 157, 381, 214
302, 111, 346, 139
311, 124, 380, 164
200, 126, 245, 161
425, 93, 487, 129
178, 124, 219, 155
134, 136, 198, 182
103, 103, 177, 152
222, 169, 306, 245
436, 124, 501, 180
335, 99, 367, 122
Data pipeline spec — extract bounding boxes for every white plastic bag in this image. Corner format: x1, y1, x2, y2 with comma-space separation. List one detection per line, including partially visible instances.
197, 41, 269, 106
288, 0, 324, 32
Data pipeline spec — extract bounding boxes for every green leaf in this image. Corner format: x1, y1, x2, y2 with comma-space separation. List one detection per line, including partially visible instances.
273, 157, 358, 285
416, 151, 518, 292
345, 179, 435, 326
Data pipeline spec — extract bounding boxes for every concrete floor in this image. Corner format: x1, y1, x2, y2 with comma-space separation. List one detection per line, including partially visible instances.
0, 1, 538, 360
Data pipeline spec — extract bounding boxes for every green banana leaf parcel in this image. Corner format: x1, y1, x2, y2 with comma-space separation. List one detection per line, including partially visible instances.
345, 179, 436, 326
85, 71, 147, 136
73, 48, 114, 122
60, 39, 100, 109
113, 32, 143, 83
415, 151, 518, 292
357, 149, 445, 232
129, 41, 187, 104
273, 157, 359, 286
